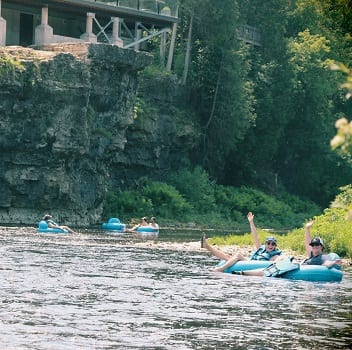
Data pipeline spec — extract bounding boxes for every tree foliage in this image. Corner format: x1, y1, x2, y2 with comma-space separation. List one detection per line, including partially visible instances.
131, 0, 352, 213
174, 0, 352, 206
177, 0, 253, 180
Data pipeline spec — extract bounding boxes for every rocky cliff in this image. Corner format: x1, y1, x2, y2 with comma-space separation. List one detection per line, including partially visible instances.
0, 43, 198, 226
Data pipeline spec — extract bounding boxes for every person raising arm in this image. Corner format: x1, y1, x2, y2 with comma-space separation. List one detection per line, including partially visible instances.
302, 220, 342, 268
202, 212, 282, 272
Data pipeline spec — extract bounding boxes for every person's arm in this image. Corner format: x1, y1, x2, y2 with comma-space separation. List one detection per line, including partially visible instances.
248, 212, 260, 249
322, 256, 342, 268
304, 220, 314, 257
130, 224, 140, 231
47, 220, 58, 228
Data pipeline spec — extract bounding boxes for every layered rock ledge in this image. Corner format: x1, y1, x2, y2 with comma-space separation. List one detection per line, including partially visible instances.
0, 43, 152, 225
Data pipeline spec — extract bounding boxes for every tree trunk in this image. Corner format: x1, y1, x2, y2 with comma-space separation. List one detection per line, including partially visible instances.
181, 13, 193, 85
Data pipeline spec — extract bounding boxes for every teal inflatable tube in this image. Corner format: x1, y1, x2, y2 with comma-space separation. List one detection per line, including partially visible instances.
220, 253, 343, 282
37, 221, 68, 234
222, 260, 272, 272
281, 265, 342, 282
102, 218, 126, 232
136, 226, 159, 234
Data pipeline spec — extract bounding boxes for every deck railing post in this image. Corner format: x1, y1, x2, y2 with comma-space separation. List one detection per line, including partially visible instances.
80, 12, 97, 43
111, 17, 123, 47
34, 5, 54, 45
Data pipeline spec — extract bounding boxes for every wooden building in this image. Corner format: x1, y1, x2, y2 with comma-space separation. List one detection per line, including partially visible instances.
0, 0, 179, 50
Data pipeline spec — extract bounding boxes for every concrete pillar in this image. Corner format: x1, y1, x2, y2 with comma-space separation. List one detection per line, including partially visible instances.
34, 6, 53, 45
0, 0, 7, 46
111, 17, 123, 47
80, 12, 97, 43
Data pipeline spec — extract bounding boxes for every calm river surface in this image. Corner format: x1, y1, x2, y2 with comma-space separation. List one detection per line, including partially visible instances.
0, 227, 351, 349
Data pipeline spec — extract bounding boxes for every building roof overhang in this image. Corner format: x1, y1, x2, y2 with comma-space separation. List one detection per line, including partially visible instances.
2, 0, 179, 27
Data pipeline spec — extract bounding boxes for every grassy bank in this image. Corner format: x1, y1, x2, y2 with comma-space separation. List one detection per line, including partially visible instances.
209, 207, 352, 258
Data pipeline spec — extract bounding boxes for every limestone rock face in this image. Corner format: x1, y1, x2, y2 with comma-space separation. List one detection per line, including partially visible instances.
0, 44, 198, 226
0, 44, 147, 225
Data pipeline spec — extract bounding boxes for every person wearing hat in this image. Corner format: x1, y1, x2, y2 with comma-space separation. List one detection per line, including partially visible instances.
42, 214, 77, 234
302, 220, 342, 267
233, 219, 342, 277
201, 212, 282, 272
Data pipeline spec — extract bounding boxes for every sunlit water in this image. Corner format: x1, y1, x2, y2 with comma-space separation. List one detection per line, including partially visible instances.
0, 227, 351, 349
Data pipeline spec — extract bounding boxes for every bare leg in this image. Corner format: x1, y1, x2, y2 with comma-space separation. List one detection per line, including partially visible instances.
212, 253, 246, 272
202, 234, 231, 260
238, 269, 264, 277
244, 269, 264, 276
60, 225, 77, 234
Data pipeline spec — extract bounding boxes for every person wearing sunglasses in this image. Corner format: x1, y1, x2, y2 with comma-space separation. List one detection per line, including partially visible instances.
201, 212, 282, 272
234, 219, 342, 277
302, 220, 342, 267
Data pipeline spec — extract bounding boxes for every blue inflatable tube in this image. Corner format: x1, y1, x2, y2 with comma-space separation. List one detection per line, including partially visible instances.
220, 253, 343, 282
136, 226, 159, 234
102, 218, 126, 232
222, 260, 272, 273
281, 265, 342, 282
37, 221, 68, 234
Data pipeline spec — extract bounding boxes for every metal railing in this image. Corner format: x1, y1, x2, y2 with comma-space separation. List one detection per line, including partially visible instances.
237, 24, 261, 46
92, 0, 178, 17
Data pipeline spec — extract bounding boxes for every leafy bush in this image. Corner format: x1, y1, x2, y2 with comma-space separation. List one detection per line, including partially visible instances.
103, 168, 325, 230
213, 186, 320, 229
103, 191, 153, 221
167, 166, 217, 213
331, 184, 352, 208
141, 181, 192, 218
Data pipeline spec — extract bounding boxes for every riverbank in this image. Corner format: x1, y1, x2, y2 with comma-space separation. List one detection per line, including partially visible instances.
126, 237, 352, 266
1, 225, 350, 266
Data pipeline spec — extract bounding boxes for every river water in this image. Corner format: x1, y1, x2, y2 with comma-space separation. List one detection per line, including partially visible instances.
0, 227, 351, 350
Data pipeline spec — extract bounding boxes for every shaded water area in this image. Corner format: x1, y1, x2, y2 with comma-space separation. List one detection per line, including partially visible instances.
0, 227, 351, 349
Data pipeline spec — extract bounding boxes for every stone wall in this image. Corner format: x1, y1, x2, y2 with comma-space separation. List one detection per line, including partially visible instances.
0, 43, 198, 226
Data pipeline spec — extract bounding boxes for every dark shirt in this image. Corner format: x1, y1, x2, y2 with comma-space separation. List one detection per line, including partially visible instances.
46, 219, 58, 227
303, 253, 326, 265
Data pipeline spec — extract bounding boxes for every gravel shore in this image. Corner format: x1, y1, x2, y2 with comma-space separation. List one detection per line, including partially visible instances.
1, 225, 350, 266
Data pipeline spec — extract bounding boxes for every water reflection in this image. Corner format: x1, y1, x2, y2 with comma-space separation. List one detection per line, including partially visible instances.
0, 227, 351, 349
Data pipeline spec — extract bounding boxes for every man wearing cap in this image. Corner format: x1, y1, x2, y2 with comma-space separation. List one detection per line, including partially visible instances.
303, 220, 342, 267
202, 212, 282, 272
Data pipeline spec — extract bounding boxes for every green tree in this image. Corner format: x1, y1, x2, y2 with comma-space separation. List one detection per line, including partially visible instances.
223, 0, 296, 191
330, 63, 352, 157
225, 1, 352, 206
179, 0, 253, 180
275, 30, 348, 204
